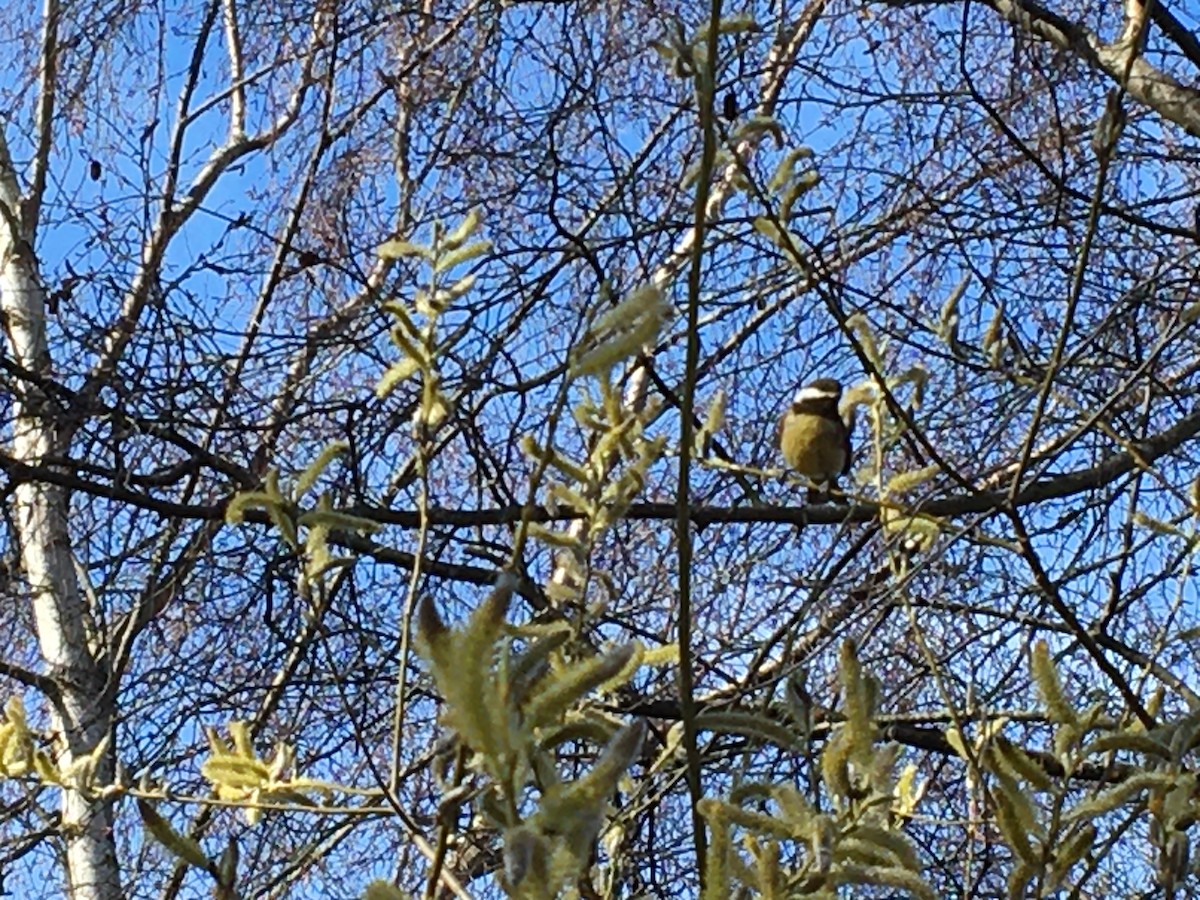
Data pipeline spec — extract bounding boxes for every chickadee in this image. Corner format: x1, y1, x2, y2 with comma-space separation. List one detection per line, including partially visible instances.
778, 378, 852, 503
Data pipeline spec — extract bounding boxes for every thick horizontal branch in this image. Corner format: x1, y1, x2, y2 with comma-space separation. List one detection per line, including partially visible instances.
334, 533, 548, 608
368, 401, 1200, 527
2, 403, 1198, 530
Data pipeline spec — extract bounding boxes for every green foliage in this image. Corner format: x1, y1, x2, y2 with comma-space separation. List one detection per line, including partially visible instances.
0, 697, 113, 792
226, 444, 380, 583
692, 387, 726, 456
363, 882, 410, 900
1031, 640, 1079, 732
376, 212, 490, 427
650, 14, 760, 85
982, 301, 1006, 365
837, 315, 944, 552
411, 295, 662, 889
522, 369, 667, 608
200, 721, 343, 826
751, 142, 821, 254
937, 642, 1200, 896
0, 697, 42, 778
137, 801, 242, 899
416, 583, 647, 897
136, 798, 218, 875
936, 276, 969, 348
568, 285, 671, 381
732, 115, 786, 145
693, 709, 802, 751
698, 641, 935, 899
182, 176, 1200, 900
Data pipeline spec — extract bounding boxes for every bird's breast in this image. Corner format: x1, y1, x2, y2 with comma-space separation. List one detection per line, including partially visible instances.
779, 412, 846, 479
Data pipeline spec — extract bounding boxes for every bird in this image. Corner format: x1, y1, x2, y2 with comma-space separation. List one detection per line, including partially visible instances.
778, 378, 852, 503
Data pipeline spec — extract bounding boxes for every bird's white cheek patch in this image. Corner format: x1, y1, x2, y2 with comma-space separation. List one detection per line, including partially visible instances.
793, 387, 838, 404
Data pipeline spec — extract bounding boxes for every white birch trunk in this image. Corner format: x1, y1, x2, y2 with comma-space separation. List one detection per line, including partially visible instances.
0, 131, 122, 900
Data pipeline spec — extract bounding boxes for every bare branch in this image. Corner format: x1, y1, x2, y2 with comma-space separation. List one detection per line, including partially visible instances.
888, 0, 1200, 135
220, 0, 247, 138
25, 0, 60, 237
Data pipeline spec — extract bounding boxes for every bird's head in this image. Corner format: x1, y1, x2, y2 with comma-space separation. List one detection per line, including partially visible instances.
791, 378, 844, 409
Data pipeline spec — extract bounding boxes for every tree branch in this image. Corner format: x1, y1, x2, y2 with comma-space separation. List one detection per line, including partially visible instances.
3, 401, 1198, 529
884, 0, 1200, 137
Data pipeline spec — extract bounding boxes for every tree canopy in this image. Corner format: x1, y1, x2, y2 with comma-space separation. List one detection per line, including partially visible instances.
2, 0, 1200, 897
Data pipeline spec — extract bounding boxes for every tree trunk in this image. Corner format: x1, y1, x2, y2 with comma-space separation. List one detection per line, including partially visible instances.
0, 130, 122, 900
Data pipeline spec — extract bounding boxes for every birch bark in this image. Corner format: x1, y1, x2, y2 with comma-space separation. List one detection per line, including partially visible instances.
0, 130, 122, 900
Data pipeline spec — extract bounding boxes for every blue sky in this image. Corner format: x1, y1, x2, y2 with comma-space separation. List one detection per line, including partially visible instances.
2, 1, 1200, 897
